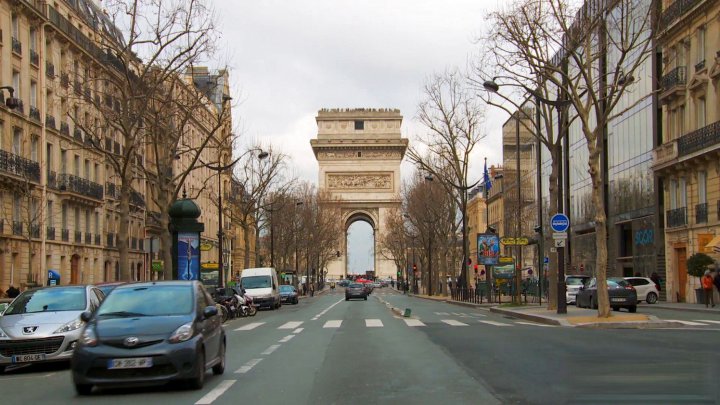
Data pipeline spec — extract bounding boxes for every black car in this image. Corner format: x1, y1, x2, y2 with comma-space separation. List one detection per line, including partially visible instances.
279, 285, 299, 304
576, 277, 638, 312
71, 281, 225, 395
345, 283, 368, 301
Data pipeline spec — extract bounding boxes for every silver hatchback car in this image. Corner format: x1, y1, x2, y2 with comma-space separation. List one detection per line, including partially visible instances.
0, 285, 104, 371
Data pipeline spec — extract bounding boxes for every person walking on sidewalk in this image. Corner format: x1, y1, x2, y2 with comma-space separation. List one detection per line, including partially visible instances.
714, 270, 720, 300
701, 270, 715, 308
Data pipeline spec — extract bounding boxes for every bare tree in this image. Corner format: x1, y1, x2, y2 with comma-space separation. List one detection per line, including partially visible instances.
0, 179, 44, 287
377, 207, 410, 283
406, 69, 486, 288
478, 0, 654, 316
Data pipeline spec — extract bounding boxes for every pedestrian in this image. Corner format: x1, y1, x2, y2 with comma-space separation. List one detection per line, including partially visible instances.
650, 272, 661, 292
713, 270, 720, 296
5, 285, 20, 298
701, 270, 715, 308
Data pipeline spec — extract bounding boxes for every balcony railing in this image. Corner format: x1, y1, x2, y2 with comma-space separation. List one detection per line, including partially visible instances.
29, 107, 41, 122
106, 233, 115, 247
85, 233, 92, 244
61, 228, 69, 242
147, 211, 162, 227
29, 49, 39, 66
696, 202, 708, 224
73, 128, 83, 142
661, 0, 702, 29
94, 234, 100, 245
60, 122, 69, 136
73, 81, 81, 95
30, 224, 40, 238
677, 120, 720, 157
130, 191, 145, 208
661, 66, 686, 90
105, 183, 117, 198
57, 173, 104, 200
695, 59, 706, 72
666, 207, 687, 228
12, 221, 23, 236
75, 230, 82, 243
60, 73, 69, 88
11, 37, 21, 54
47, 226, 55, 240
83, 87, 91, 102
45, 114, 56, 130
0, 149, 41, 182
46, 61, 55, 78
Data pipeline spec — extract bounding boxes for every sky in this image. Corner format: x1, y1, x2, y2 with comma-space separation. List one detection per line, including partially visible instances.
214, 0, 509, 273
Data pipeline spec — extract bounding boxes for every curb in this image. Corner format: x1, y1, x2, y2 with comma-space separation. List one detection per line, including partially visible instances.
491, 307, 688, 329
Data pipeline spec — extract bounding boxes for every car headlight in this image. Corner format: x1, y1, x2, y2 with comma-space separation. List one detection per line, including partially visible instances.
80, 325, 98, 347
54, 318, 84, 334
169, 322, 194, 343
0, 327, 8, 338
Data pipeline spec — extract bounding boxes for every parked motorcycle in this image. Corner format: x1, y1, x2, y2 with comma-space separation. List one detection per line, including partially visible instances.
236, 289, 257, 317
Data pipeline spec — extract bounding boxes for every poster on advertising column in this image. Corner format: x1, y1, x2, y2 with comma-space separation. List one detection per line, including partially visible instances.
477, 233, 500, 265
177, 232, 200, 280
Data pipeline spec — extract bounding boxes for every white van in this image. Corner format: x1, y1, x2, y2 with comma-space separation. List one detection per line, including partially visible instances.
240, 267, 282, 310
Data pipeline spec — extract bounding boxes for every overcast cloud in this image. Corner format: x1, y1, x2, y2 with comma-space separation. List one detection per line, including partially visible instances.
214, 0, 509, 273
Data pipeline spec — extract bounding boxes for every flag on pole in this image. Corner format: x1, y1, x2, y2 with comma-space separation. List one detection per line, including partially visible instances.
483, 159, 492, 192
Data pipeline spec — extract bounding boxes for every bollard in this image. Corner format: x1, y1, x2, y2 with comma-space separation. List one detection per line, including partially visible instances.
403, 308, 412, 317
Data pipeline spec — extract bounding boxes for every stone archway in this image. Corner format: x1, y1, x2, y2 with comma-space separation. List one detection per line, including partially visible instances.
311, 108, 408, 280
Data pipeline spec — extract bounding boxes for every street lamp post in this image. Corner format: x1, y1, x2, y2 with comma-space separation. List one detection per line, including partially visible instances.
294, 201, 305, 294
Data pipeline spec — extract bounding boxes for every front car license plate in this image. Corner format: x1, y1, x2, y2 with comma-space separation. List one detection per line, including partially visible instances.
12, 354, 46, 363
108, 357, 153, 369
611, 298, 626, 302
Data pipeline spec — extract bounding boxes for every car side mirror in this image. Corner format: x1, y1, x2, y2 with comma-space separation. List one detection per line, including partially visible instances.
80, 311, 93, 323
203, 305, 218, 319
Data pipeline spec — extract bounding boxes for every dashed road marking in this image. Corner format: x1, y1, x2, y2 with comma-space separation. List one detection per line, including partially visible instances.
234, 359, 263, 374
365, 319, 383, 327
323, 320, 342, 328
261, 344, 281, 355
293, 328, 304, 334
480, 320, 512, 327
312, 298, 345, 320
403, 319, 426, 327
195, 379, 236, 404
234, 322, 265, 331
278, 321, 303, 329
435, 312, 450, 315
696, 320, 720, 325
279, 335, 295, 342
441, 319, 468, 326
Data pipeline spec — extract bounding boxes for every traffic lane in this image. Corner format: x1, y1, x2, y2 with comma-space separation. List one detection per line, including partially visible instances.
639, 305, 720, 324
422, 319, 719, 404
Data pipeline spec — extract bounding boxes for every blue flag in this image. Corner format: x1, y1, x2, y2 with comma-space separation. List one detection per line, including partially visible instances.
483, 161, 492, 192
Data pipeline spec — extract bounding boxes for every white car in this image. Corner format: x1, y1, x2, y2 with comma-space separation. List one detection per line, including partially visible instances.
565, 275, 591, 304
624, 277, 660, 304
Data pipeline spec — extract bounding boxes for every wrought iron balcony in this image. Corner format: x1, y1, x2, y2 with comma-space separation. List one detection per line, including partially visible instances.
666, 207, 687, 228
30, 224, 40, 238
130, 191, 145, 208
29, 107, 41, 122
29, 49, 39, 66
12, 221, 23, 236
147, 211, 162, 228
57, 173, 104, 200
61, 228, 69, 242
106, 233, 115, 247
0, 149, 41, 182
60, 73, 69, 88
46, 62, 55, 78
677, 120, 720, 156
14, 100, 24, 115
74, 128, 83, 142
75, 230, 82, 243
695, 59, 706, 72
94, 234, 100, 245
11, 37, 21, 54
661, 66, 686, 90
84, 233, 91, 244
661, 0, 702, 29
45, 114, 56, 130
696, 202, 708, 224
60, 122, 69, 136
47, 226, 55, 240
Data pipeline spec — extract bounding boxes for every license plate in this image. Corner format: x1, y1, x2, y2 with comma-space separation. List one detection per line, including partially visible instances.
12, 354, 46, 363
108, 357, 153, 369
611, 298, 626, 302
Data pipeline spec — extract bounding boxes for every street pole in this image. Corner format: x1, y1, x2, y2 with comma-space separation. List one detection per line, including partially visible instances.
515, 113, 522, 304
428, 228, 433, 296
535, 96, 543, 306
217, 170, 225, 288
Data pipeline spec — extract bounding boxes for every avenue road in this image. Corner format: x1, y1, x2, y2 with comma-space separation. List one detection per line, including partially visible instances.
0, 288, 718, 404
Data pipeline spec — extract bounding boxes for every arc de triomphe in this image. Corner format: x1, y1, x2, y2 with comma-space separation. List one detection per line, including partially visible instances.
310, 108, 408, 279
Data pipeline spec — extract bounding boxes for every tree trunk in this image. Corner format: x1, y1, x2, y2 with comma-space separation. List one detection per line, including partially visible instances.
242, 222, 251, 269
546, 143, 562, 310
587, 130, 610, 317
117, 188, 131, 281
160, 213, 173, 281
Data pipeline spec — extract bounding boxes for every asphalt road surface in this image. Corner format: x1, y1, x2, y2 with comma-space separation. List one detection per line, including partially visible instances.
1, 288, 718, 404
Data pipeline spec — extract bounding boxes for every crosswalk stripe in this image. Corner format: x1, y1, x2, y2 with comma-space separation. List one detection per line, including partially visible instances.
293, 328, 304, 334
514, 321, 555, 327
365, 319, 383, 327
234, 322, 265, 331
696, 320, 720, 325
278, 321, 303, 329
324, 320, 342, 328
234, 358, 263, 374
441, 319, 468, 326
480, 320, 512, 327
403, 319, 426, 327
667, 320, 709, 326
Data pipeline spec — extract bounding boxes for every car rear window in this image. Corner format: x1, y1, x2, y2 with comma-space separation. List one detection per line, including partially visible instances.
279, 285, 295, 292
97, 285, 193, 317
5, 288, 87, 315
566, 277, 588, 286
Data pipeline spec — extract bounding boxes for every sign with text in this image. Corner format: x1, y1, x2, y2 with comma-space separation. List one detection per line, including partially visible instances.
477, 233, 500, 265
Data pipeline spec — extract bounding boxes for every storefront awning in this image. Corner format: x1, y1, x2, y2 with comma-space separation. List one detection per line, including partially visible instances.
705, 235, 720, 254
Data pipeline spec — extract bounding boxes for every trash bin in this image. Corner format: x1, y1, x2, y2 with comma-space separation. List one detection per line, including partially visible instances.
403, 308, 411, 317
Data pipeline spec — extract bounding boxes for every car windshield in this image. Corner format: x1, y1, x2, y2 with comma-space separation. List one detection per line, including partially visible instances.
242, 276, 272, 289
97, 285, 193, 317
4, 288, 87, 315
279, 285, 295, 293
566, 277, 588, 286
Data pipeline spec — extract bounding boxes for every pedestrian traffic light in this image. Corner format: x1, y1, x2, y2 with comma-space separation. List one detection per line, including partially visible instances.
413, 263, 417, 271
397, 270, 401, 277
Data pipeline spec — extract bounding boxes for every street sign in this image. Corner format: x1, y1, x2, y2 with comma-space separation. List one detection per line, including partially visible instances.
554, 239, 566, 248
550, 213, 570, 233
543, 256, 549, 264
501, 237, 530, 246
552, 232, 568, 239
500, 237, 516, 245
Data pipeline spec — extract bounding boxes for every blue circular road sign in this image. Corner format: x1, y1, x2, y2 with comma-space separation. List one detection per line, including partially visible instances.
550, 213, 570, 233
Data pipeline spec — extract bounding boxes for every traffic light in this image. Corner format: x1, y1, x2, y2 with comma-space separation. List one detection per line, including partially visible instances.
397, 270, 401, 277
413, 263, 417, 271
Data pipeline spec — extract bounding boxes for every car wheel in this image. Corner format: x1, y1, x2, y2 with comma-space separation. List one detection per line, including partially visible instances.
189, 350, 205, 390
646, 292, 658, 304
212, 341, 225, 375
628, 305, 637, 313
75, 384, 93, 396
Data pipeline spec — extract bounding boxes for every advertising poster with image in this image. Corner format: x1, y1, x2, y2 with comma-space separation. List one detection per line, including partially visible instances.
177, 232, 200, 280
477, 233, 500, 265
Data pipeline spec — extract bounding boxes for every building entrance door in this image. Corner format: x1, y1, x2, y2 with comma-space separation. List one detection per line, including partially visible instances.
71, 255, 80, 284
676, 247, 687, 302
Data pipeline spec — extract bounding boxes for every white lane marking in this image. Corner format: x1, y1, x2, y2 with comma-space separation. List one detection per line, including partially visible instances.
261, 344, 281, 355
667, 320, 709, 326
365, 319, 383, 327
435, 312, 449, 315
278, 321, 303, 329
514, 321, 555, 327
403, 319, 426, 327
696, 320, 720, 325
195, 379, 237, 404
452, 312, 464, 316
279, 335, 295, 342
0, 372, 56, 380
293, 328, 304, 334
441, 319, 468, 326
323, 320, 342, 328
480, 320, 512, 327
311, 298, 345, 320
234, 322, 265, 331
234, 358, 263, 374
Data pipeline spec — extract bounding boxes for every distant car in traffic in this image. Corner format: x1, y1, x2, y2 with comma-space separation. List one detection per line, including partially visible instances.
624, 277, 660, 304
565, 275, 591, 304
338, 280, 349, 287
0, 285, 105, 372
345, 283, 368, 301
71, 280, 225, 394
279, 285, 299, 304
576, 277, 638, 312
